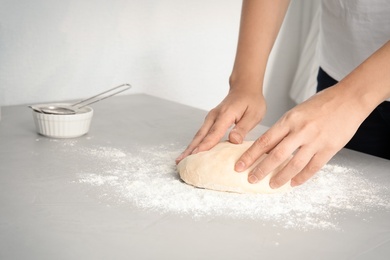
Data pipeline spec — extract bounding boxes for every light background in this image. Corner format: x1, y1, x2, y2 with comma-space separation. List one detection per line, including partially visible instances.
0, 0, 319, 126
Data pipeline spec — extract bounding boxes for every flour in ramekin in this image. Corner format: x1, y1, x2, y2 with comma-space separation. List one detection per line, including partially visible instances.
59, 141, 390, 231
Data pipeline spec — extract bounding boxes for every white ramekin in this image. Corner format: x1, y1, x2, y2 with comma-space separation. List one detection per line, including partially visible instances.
32, 103, 93, 138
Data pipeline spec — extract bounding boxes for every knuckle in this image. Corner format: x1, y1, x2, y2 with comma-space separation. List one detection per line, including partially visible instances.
301, 122, 321, 137
308, 163, 322, 174
207, 108, 218, 118
252, 165, 266, 179
272, 174, 290, 188
289, 157, 306, 172
282, 110, 299, 124
254, 134, 271, 149
207, 126, 219, 135
204, 109, 219, 123
194, 129, 206, 139
240, 151, 257, 165
206, 126, 224, 140
270, 147, 287, 162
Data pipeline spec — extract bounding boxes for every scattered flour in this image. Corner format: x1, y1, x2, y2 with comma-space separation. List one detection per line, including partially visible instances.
62, 141, 389, 231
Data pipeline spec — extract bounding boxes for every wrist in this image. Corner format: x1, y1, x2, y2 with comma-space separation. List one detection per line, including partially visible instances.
330, 82, 379, 120
335, 41, 390, 113
229, 73, 264, 95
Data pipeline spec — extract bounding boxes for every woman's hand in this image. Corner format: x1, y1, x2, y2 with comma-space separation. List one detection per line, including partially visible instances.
235, 41, 390, 189
176, 88, 266, 164
234, 84, 370, 188
176, 0, 293, 165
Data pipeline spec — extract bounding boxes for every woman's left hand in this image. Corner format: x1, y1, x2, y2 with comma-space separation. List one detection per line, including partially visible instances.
234, 84, 369, 188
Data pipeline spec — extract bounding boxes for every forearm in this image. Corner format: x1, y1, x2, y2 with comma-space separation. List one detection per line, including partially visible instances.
229, 0, 291, 93
334, 40, 390, 117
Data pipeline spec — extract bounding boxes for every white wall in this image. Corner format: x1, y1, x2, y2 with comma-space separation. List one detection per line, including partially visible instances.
0, 0, 154, 105
0, 0, 318, 126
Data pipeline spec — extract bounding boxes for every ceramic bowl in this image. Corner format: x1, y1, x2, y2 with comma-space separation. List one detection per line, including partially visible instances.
32, 103, 93, 138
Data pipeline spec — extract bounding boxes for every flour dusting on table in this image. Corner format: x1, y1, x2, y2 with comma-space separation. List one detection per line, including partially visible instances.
59, 141, 390, 231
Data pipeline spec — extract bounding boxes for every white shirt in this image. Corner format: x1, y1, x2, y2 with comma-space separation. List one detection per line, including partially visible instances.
319, 0, 390, 82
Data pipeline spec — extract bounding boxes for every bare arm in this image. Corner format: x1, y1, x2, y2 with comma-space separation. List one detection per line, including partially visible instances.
230, 0, 290, 90
176, 0, 291, 163
235, 40, 390, 188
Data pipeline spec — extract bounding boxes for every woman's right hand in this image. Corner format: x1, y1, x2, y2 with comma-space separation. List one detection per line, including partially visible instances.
175, 86, 266, 164
175, 0, 291, 164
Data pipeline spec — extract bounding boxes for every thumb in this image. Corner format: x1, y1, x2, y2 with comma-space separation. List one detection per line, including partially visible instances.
229, 115, 259, 144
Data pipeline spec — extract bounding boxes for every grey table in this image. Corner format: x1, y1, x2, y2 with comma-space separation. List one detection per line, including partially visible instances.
1, 94, 390, 260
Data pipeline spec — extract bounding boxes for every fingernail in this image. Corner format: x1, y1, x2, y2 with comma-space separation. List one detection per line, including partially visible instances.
191, 147, 199, 154
290, 180, 297, 187
235, 161, 245, 172
269, 181, 276, 189
248, 174, 258, 184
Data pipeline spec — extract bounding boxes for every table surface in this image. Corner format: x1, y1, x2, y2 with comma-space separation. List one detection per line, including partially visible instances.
1, 94, 390, 260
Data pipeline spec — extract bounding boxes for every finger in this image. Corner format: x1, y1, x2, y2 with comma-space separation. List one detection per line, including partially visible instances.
269, 147, 314, 189
248, 134, 300, 184
290, 151, 334, 187
195, 116, 234, 153
234, 124, 289, 173
176, 113, 233, 164
175, 113, 216, 164
229, 110, 263, 144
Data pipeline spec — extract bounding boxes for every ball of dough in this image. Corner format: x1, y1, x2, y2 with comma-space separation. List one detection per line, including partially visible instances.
177, 141, 292, 194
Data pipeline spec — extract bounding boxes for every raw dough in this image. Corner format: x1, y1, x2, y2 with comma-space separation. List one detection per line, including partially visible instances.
177, 141, 292, 194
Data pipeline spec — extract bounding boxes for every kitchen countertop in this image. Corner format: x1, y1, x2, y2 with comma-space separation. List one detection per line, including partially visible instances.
1, 94, 390, 260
